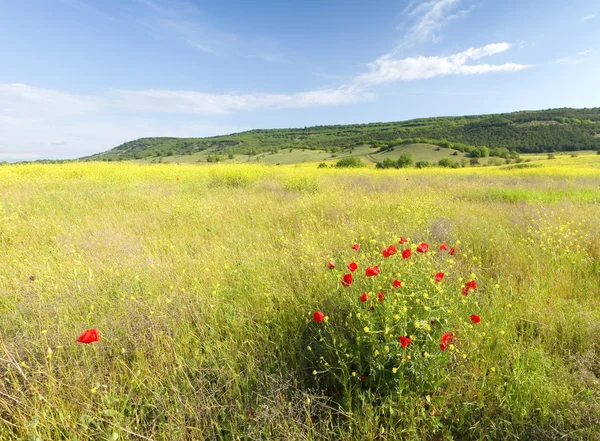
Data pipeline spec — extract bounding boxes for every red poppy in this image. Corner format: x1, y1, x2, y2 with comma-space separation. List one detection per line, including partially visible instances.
465, 280, 477, 291
416, 243, 429, 253
313, 311, 325, 323
401, 249, 411, 259
328, 260, 335, 269
377, 292, 385, 302
360, 375, 365, 381
439, 332, 453, 351
399, 335, 412, 348
435, 272, 445, 282
341, 273, 353, 287
439, 243, 448, 251
348, 262, 358, 272
76, 328, 99, 344
382, 248, 391, 258
352, 244, 360, 251
387, 245, 397, 255
462, 287, 469, 296
365, 266, 380, 277
399, 237, 408, 244
470, 314, 481, 324
360, 293, 369, 303
393, 279, 403, 288
449, 247, 456, 255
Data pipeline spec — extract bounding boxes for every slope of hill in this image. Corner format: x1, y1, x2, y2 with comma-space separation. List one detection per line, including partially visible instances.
82, 108, 600, 162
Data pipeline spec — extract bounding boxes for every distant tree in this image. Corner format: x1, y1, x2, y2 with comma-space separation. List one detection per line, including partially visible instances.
396, 152, 413, 168
336, 157, 365, 168
547, 153, 555, 159
470, 158, 480, 166
415, 160, 430, 168
228, 153, 234, 159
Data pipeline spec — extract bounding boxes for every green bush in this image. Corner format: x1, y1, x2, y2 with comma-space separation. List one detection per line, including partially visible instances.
336, 157, 365, 168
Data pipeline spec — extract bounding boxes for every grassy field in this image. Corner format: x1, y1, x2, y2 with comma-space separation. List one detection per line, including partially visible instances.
136, 143, 502, 167
1, 160, 600, 440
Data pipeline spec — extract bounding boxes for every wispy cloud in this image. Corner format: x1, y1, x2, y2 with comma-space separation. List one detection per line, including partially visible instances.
354, 43, 529, 85
556, 48, 594, 65
582, 14, 596, 21
394, 0, 474, 50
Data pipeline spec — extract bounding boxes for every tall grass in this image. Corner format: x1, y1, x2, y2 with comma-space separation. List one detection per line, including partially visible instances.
0, 162, 599, 440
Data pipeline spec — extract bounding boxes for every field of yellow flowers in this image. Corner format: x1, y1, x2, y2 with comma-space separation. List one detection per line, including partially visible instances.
1, 161, 599, 440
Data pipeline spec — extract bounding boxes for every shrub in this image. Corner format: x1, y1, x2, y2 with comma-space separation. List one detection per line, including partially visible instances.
317, 162, 328, 168
336, 157, 365, 168
438, 158, 454, 168
415, 160, 430, 168
547, 153, 555, 159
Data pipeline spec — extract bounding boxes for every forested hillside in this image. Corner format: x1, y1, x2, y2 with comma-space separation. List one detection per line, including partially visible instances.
83, 108, 600, 161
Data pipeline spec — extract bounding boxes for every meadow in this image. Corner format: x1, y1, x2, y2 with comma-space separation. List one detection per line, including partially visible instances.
1, 159, 599, 440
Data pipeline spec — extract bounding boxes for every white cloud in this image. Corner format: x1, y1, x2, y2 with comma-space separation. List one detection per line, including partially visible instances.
582, 14, 596, 21
354, 43, 529, 86
112, 86, 372, 115
578, 48, 594, 56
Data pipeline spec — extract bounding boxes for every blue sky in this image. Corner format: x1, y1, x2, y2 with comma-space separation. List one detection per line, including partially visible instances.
1, 0, 598, 160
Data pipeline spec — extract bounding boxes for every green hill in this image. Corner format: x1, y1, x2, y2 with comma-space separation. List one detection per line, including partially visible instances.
82, 108, 600, 162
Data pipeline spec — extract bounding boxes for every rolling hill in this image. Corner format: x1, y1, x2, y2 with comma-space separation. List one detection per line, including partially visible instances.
82, 107, 600, 163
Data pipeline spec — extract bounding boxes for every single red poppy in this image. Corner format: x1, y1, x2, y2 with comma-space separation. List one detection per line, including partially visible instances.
399, 237, 408, 244
352, 244, 360, 251
348, 262, 358, 272
470, 314, 481, 324
416, 243, 429, 253
449, 247, 456, 255
393, 279, 403, 288
435, 272, 445, 282
365, 266, 380, 277
76, 328, 99, 344
439, 332, 453, 351
382, 248, 391, 258
387, 245, 397, 255
402, 249, 411, 259
377, 291, 385, 302
313, 311, 325, 323
465, 280, 477, 291
360, 293, 369, 302
360, 375, 365, 381
399, 335, 412, 348
462, 287, 469, 296
341, 273, 353, 287
439, 243, 448, 251
328, 260, 335, 269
